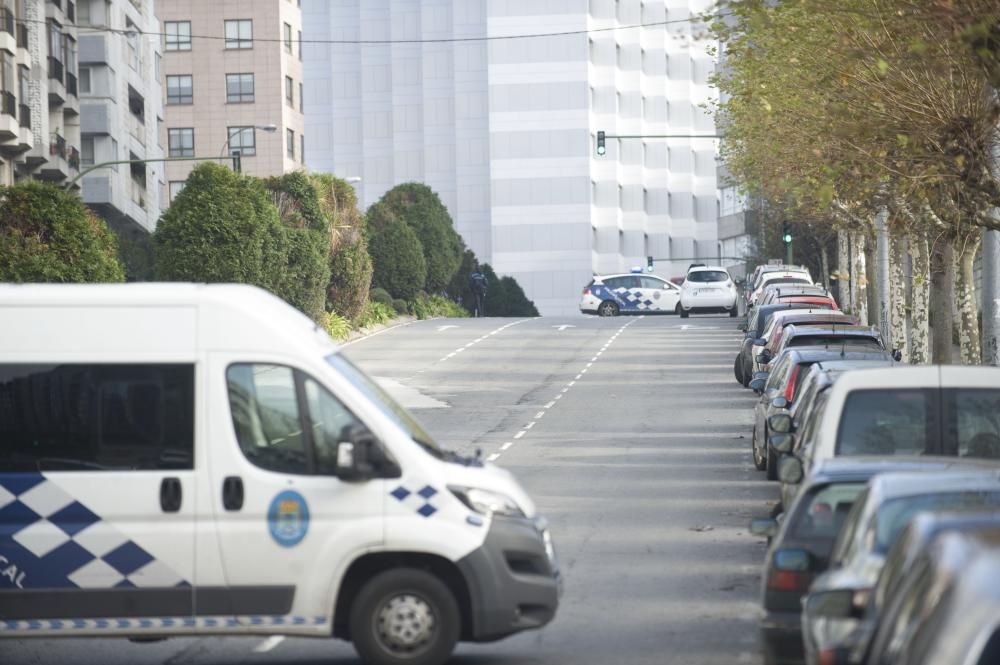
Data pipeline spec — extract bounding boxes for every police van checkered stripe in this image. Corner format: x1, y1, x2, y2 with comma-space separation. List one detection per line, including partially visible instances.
0, 472, 188, 590
0, 615, 327, 632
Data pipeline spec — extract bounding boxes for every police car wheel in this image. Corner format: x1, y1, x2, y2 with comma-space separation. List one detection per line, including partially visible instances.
350, 568, 460, 665
598, 301, 619, 317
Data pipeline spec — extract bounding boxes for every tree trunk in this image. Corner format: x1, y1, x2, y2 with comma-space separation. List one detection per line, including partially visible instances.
956, 231, 982, 365
820, 241, 830, 291
865, 229, 879, 329
908, 232, 930, 364
889, 232, 908, 361
837, 230, 852, 313
852, 231, 868, 325
930, 237, 955, 364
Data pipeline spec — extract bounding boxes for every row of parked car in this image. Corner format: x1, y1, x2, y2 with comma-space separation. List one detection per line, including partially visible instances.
734, 263, 1000, 665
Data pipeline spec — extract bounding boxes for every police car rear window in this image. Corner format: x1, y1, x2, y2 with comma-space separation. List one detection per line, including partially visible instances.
0, 364, 195, 471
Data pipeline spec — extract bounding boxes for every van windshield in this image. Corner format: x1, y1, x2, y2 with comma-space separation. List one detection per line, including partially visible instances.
325, 353, 444, 459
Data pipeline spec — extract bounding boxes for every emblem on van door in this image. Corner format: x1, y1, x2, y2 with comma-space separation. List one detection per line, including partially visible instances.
267, 491, 310, 547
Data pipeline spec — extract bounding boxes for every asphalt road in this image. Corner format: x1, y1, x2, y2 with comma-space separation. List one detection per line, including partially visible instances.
1, 314, 773, 665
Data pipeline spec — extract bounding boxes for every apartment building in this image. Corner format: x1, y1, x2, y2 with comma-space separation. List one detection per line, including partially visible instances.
78, 0, 164, 235
0, 0, 81, 187
303, 0, 721, 316
158, 0, 304, 200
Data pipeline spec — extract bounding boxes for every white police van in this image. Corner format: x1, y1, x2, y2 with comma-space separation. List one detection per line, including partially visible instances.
579, 271, 681, 316
0, 284, 560, 665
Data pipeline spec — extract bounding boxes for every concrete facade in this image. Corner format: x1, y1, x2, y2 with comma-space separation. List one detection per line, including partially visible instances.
158, 0, 304, 197
0, 0, 81, 188
78, 0, 164, 234
304, 0, 721, 315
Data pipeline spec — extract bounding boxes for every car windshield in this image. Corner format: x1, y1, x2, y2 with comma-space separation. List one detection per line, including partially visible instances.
788, 336, 881, 350
874, 491, 1000, 553
790, 482, 866, 541
762, 277, 810, 289
836, 390, 931, 455
325, 353, 444, 459
687, 270, 729, 283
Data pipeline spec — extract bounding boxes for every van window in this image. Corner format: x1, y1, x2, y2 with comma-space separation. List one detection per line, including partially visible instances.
304, 377, 363, 475
836, 390, 935, 455
0, 364, 194, 471
226, 364, 308, 474
947, 389, 1000, 459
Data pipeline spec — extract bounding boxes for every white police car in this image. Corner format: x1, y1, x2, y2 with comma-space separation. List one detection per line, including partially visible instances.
580, 272, 681, 316
0, 284, 559, 665
679, 266, 739, 318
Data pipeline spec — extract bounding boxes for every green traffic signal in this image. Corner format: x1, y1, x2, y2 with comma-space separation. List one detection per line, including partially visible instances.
782, 233, 792, 243
597, 130, 606, 156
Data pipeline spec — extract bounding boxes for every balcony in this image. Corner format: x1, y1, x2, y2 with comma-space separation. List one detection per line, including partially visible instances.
66, 72, 77, 97
48, 57, 66, 105
130, 178, 146, 210
37, 132, 73, 181
19, 103, 29, 128
127, 113, 145, 147
67, 1, 74, 22
49, 57, 63, 82
0, 91, 17, 141
0, 10, 15, 55
16, 23, 27, 49
69, 146, 79, 170
50, 132, 65, 157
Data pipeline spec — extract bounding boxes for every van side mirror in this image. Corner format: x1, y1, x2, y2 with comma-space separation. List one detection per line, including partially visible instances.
778, 455, 804, 484
336, 425, 397, 481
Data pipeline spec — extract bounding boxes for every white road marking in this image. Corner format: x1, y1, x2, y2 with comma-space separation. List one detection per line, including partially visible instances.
501, 442, 513, 450
524, 422, 535, 430
567, 381, 576, 387
553, 324, 576, 331
437, 325, 459, 332
437, 318, 532, 362
555, 394, 563, 400
486, 453, 500, 462
254, 636, 285, 653
575, 374, 583, 380
535, 411, 545, 419
544, 401, 556, 409
514, 431, 526, 439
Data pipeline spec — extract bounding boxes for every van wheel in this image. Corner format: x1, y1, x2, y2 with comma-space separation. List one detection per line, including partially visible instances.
598, 301, 619, 317
349, 568, 460, 665
729, 307, 738, 318
680, 308, 689, 318
674, 303, 682, 315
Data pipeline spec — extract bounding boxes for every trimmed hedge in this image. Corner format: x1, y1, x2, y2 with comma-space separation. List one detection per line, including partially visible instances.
378, 183, 462, 292
0, 181, 125, 283
366, 202, 427, 301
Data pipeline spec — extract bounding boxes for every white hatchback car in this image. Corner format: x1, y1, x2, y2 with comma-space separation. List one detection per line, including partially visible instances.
679, 266, 739, 318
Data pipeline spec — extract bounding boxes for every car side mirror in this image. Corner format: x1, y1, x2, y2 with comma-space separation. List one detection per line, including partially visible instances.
756, 350, 772, 365
750, 517, 778, 538
336, 424, 395, 481
805, 588, 867, 620
749, 377, 766, 392
753, 337, 767, 346
769, 412, 794, 433
738, 322, 748, 332
771, 432, 794, 454
771, 396, 789, 410
777, 455, 804, 484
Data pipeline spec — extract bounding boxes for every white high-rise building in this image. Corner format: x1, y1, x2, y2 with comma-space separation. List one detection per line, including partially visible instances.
304, 0, 720, 315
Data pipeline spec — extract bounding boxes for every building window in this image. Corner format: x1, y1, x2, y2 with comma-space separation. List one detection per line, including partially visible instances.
283, 23, 292, 53
225, 72, 254, 103
165, 21, 192, 51
168, 128, 194, 157
298, 82, 303, 111
297, 29, 302, 60
227, 126, 256, 156
224, 19, 253, 49
300, 134, 304, 164
286, 128, 294, 159
81, 136, 94, 166
169, 180, 185, 202
285, 75, 293, 107
79, 66, 91, 93
77, 0, 90, 25
166, 74, 192, 105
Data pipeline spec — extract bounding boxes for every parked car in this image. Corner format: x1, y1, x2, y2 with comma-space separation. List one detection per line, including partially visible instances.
679, 266, 739, 318
758, 287, 835, 307
736, 303, 840, 386
838, 512, 1000, 665
860, 527, 1000, 665
749, 458, 979, 665
580, 273, 681, 317
757, 324, 885, 372
750, 348, 887, 479
800, 469, 1000, 665
771, 366, 1000, 498
750, 269, 814, 306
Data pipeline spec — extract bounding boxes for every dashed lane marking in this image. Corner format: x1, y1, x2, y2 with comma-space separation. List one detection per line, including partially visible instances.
254, 636, 285, 653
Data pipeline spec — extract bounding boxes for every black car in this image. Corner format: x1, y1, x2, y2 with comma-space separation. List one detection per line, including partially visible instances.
748, 457, 971, 665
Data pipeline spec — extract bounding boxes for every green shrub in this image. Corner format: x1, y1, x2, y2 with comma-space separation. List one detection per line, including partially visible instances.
352, 300, 397, 330
391, 298, 409, 315
446, 247, 480, 315
326, 229, 372, 320
323, 311, 351, 341
276, 227, 330, 322
410, 293, 469, 320
264, 171, 327, 233
0, 181, 125, 282
366, 202, 427, 300
154, 163, 286, 291
378, 183, 462, 292
369, 287, 393, 306
478, 264, 539, 317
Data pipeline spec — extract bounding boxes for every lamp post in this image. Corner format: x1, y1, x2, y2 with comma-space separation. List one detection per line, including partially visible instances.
220, 123, 278, 172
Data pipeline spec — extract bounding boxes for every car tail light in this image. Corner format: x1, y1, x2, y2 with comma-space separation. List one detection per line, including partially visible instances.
767, 569, 813, 592
783, 365, 802, 402
582, 288, 591, 295
817, 647, 850, 665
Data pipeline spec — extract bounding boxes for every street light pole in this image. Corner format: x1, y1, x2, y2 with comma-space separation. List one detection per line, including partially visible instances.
64, 155, 231, 190
219, 123, 278, 172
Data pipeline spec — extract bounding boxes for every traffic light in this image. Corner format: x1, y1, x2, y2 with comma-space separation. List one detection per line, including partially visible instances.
596, 131, 606, 156
782, 221, 793, 244
647, 255, 654, 272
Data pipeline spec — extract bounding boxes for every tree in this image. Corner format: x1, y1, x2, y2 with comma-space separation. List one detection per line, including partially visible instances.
378, 183, 462, 292
366, 202, 427, 301
328, 227, 373, 319
446, 247, 480, 314
478, 263, 539, 317
0, 181, 125, 282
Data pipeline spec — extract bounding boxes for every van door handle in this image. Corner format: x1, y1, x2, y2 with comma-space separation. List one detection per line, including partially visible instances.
222, 476, 244, 511
160, 477, 182, 513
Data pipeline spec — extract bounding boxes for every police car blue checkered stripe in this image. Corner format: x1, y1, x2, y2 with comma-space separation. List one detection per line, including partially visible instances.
591, 284, 658, 311
0, 473, 188, 591
0, 615, 327, 632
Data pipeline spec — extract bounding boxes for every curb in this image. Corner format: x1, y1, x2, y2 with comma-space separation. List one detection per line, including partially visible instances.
339, 316, 421, 346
